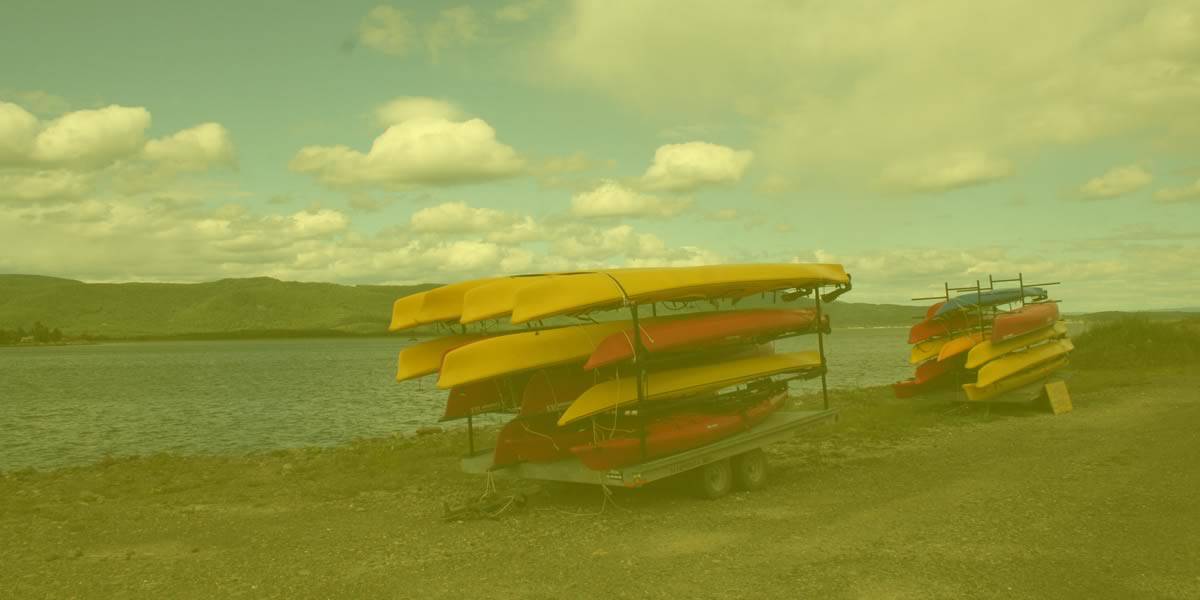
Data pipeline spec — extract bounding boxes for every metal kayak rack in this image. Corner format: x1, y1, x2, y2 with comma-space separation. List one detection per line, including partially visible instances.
457, 278, 852, 499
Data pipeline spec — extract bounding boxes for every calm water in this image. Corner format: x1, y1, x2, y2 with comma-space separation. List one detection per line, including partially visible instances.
0, 329, 911, 471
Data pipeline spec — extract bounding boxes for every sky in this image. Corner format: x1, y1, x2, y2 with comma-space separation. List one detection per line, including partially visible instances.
1, 0, 1198, 311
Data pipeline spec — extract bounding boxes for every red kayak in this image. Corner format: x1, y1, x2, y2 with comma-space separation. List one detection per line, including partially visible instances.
519, 365, 601, 417
584, 309, 829, 370
892, 353, 966, 398
493, 414, 595, 468
991, 302, 1059, 342
908, 310, 977, 344
569, 391, 786, 471
441, 373, 529, 421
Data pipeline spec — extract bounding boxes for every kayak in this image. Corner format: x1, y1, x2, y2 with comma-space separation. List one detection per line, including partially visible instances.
961, 355, 1069, 402
974, 339, 1074, 388
441, 376, 526, 421
492, 414, 594, 468
991, 302, 1060, 342
389, 277, 502, 331
909, 310, 976, 344
395, 334, 489, 382
892, 353, 966, 398
569, 389, 786, 471
930, 287, 1047, 319
937, 331, 987, 362
519, 365, 605, 417
437, 320, 633, 389
510, 263, 849, 324
910, 337, 950, 365
583, 309, 828, 370
558, 351, 823, 426
459, 275, 553, 324
966, 321, 1068, 369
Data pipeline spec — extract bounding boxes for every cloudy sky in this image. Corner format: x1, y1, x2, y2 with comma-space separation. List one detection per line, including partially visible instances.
2, 0, 1198, 310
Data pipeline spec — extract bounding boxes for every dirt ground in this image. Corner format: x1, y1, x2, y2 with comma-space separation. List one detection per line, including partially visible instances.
2, 365, 1198, 599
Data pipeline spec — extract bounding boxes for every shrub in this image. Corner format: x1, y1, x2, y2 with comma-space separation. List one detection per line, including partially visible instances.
1072, 317, 1200, 369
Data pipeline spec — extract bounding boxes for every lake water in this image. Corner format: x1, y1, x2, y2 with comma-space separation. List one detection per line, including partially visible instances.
0, 328, 912, 471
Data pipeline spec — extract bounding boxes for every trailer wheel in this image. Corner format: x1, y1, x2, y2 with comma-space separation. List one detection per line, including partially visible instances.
694, 458, 733, 499
733, 449, 768, 491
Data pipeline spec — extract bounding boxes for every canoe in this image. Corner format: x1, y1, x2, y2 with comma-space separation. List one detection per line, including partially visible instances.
395, 334, 489, 382
908, 310, 976, 344
910, 337, 950, 365
991, 302, 1060, 343
966, 321, 1068, 369
492, 414, 594, 468
583, 309, 828, 370
930, 287, 1047, 319
974, 339, 1074, 388
892, 353, 966, 398
459, 274, 555, 324
510, 263, 849, 324
389, 277, 502, 331
437, 321, 633, 389
937, 331, 986, 362
557, 350, 823, 426
961, 355, 1069, 402
569, 390, 786, 471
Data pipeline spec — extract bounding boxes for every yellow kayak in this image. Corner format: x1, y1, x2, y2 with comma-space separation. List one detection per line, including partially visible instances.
388, 277, 501, 332
937, 331, 986, 362
459, 275, 551, 324
965, 321, 1068, 369
557, 351, 823, 426
962, 355, 1069, 402
437, 321, 633, 389
975, 338, 1074, 388
910, 337, 950, 365
510, 264, 849, 324
395, 334, 490, 382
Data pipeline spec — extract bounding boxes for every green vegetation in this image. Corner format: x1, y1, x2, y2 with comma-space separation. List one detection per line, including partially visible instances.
0, 275, 436, 339
1072, 316, 1200, 369
0, 321, 63, 345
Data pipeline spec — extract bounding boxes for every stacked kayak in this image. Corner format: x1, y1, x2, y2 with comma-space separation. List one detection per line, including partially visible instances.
895, 285, 1062, 399
389, 263, 851, 471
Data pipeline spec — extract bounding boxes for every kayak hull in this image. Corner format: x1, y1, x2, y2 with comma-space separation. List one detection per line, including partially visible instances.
966, 321, 1068, 369
991, 302, 1060, 343
569, 390, 786, 471
584, 309, 828, 370
962, 355, 1069, 402
975, 339, 1074, 388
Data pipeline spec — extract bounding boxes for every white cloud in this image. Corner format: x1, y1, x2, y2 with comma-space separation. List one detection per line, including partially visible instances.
290, 116, 525, 187
570, 181, 691, 218
0, 170, 91, 202
289, 209, 349, 238
30, 105, 150, 168
358, 5, 414, 56
143, 123, 236, 171
540, 1, 1200, 192
425, 6, 482, 61
0, 102, 40, 163
881, 151, 1013, 193
409, 201, 512, 233
1153, 178, 1200, 203
496, 0, 546, 23
640, 141, 754, 192
375, 97, 463, 126
1079, 164, 1153, 199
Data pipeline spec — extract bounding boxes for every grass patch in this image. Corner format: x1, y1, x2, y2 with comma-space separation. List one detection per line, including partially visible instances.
1072, 317, 1200, 369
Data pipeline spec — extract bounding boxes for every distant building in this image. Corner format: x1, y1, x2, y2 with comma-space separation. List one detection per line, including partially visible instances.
19, 336, 35, 344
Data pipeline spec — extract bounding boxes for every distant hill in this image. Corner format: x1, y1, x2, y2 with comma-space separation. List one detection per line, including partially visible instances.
0, 275, 437, 337
0, 275, 930, 339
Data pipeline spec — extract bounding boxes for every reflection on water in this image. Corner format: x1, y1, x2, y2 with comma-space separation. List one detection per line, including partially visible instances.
1, 329, 912, 471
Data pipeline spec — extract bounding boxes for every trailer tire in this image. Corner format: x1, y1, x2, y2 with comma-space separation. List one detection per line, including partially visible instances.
733, 449, 768, 491
694, 458, 733, 499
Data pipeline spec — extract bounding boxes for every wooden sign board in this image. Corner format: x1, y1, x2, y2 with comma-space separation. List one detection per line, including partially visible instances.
1042, 380, 1071, 415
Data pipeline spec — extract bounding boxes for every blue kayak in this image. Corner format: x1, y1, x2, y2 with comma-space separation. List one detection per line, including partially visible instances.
931, 287, 1046, 319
